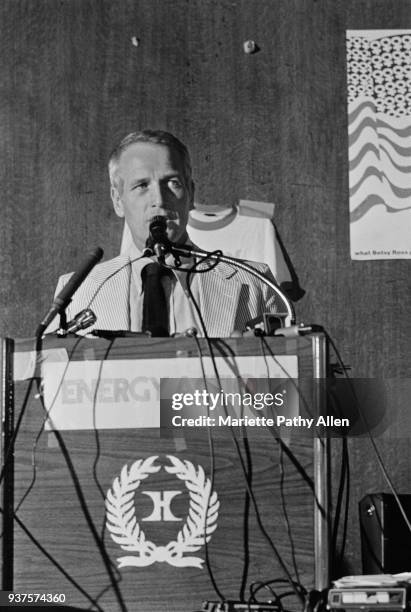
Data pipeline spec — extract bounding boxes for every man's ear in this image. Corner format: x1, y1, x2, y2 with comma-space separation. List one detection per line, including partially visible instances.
111, 185, 125, 218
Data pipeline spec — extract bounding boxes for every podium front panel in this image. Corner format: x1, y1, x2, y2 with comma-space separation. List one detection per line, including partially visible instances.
7, 336, 322, 612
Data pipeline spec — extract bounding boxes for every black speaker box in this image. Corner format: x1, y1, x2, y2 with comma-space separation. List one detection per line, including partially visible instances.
359, 493, 411, 574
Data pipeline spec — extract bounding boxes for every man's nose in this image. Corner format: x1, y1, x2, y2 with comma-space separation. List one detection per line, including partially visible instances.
151, 182, 166, 208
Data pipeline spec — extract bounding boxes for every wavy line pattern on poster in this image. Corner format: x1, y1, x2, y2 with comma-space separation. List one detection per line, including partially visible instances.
347, 33, 411, 223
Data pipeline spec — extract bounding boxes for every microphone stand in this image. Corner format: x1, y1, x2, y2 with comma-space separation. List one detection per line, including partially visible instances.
158, 243, 296, 327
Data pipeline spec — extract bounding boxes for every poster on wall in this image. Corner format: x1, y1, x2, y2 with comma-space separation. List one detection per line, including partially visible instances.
346, 30, 411, 260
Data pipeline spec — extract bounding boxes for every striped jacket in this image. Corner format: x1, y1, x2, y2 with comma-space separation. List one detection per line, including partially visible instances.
51, 254, 281, 337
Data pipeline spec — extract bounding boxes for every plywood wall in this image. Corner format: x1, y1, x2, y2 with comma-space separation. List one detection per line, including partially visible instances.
1, 0, 411, 589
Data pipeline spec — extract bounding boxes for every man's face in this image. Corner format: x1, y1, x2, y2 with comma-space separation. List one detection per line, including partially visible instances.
111, 142, 194, 252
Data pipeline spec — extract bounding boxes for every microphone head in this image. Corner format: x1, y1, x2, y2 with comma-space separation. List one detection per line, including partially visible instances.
66, 308, 97, 334
91, 246, 104, 262
146, 216, 171, 256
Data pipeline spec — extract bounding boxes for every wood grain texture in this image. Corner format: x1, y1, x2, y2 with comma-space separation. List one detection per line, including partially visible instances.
1, 0, 411, 603
11, 337, 317, 611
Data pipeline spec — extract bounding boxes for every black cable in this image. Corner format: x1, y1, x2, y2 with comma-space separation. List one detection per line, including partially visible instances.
88, 584, 114, 611
35, 390, 128, 612
159, 250, 222, 275
184, 255, 286, 601
209, 339, 260, 603
10, 254, 148, 511
184, 257, 261, 602
211, 338, 314, 502
10, 255, 148, 493
333, 437, 350, 575
88, 337, 124, 595
45, 248, 306, 603
0, 507, 105, 611
257, 334, 308, 585
33, 333, 128, 612
262, 331, 351, 584
249, 580, 283, 609
324, 329, 411, 535
259, 337, 325, 508
91, 340, 114, 500
4, 251, 241, 605
90, 339, 116, 508
13, 328, 124, 606
13, 332, 126, 612
13, 251, 219, 606
239, 435, 252, 603
278, 443, 301, 586
13, 336, 85, 514
326, 374, 351, 573
328, 421, 349, 578
191, 330, 225, 602
249, 577, 307, 608
259, 336, 322, 426
0, 336, 113, 609
19, 253, 165, 607
183, 259, 305, 604
340, 440, 350, 568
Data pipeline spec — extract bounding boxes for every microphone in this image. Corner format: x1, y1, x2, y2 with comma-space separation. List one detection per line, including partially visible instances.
61, 308, 97, 335
36, 247, 104, 337
146, 216, 171, 259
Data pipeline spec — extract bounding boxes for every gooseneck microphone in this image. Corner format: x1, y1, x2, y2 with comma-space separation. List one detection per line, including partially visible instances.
145, 216, 172, 260
145, 217, 296, 326
36, 247, 104, 337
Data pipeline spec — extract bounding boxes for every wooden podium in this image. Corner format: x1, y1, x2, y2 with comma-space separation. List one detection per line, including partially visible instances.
0, 334, 329, 612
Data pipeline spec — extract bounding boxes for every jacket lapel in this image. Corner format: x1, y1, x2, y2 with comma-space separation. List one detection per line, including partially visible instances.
70, 255, 131, 332
197, 262, 242, 337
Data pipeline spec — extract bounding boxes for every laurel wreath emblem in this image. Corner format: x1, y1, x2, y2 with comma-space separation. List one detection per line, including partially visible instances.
105, 455, 219, 568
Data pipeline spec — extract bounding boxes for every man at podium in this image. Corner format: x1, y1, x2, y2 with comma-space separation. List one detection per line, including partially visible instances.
51, 130, 281, 337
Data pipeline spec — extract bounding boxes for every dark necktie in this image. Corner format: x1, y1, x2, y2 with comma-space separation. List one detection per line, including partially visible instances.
142, 262, 170, 337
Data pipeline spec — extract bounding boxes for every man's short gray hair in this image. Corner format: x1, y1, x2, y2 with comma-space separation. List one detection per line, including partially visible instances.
108, 129, 193, 192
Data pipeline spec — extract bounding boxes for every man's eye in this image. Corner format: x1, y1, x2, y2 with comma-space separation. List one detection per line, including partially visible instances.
169, 178, 183, 189
133, 182, 148, 191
